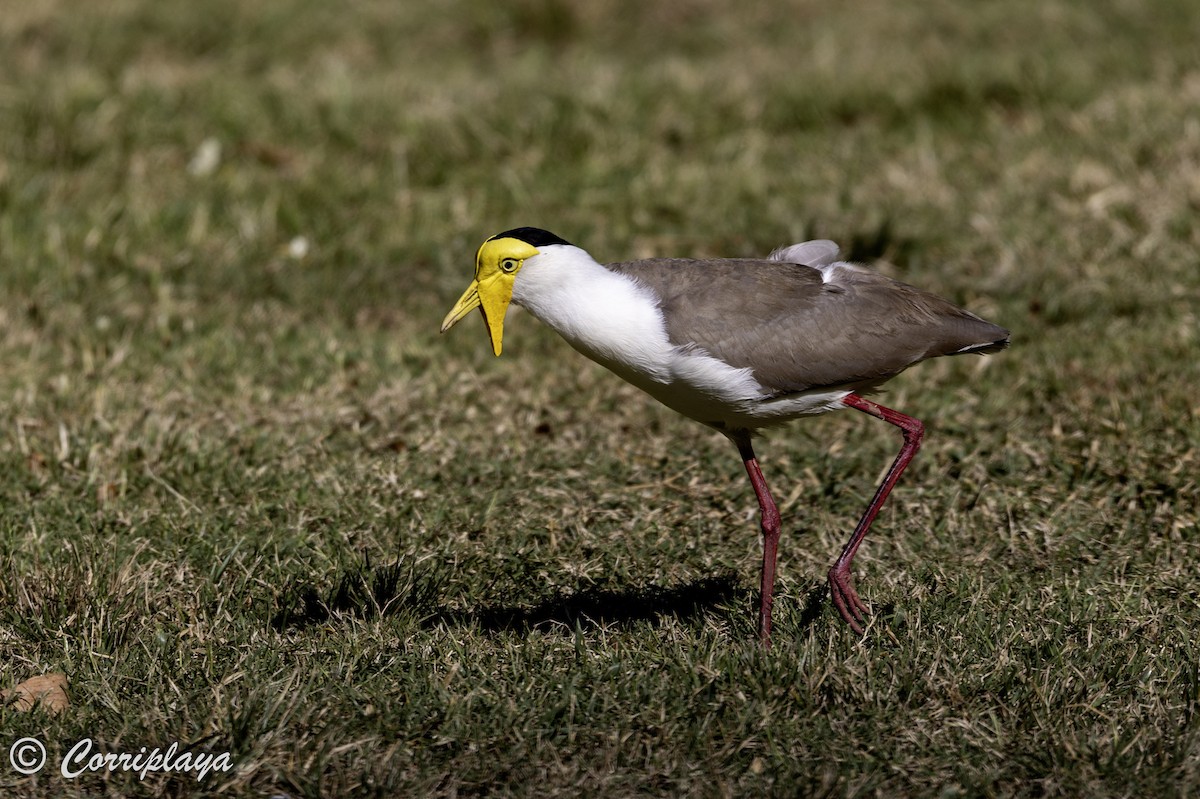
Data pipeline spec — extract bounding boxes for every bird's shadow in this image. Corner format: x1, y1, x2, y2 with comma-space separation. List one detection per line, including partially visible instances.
270, 556, 835, 638
438, 572, 744, 634
270, 558, 751, 635
795, 582, 830, 629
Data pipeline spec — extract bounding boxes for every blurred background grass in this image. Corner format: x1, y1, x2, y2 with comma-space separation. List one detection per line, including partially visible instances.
1, 0, 1198, 796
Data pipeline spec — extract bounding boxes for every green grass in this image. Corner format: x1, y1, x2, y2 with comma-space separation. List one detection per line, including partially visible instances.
2, 0, 1199, 795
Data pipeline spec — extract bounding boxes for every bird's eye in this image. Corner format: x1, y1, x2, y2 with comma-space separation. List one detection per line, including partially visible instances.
499, 258, 519, 273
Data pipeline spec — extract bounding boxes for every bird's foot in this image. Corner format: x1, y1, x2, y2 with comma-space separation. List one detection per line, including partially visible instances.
827, 564, 869, 634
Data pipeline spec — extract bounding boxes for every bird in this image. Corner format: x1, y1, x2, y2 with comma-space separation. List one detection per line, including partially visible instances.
441, 227, 1009, 645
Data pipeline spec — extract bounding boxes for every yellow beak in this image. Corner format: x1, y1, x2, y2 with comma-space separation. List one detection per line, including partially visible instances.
440, 275, 513, 356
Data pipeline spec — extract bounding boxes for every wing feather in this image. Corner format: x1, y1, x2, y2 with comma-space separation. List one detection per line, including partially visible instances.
603, 257, 1009, 395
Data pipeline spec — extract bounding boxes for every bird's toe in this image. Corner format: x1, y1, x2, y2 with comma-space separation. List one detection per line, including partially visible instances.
828, 566, 870, 634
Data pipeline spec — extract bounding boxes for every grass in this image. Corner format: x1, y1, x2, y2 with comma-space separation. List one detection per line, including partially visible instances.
1, 0, 1198, 795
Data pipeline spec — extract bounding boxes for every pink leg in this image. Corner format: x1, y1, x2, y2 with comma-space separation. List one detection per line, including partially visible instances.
829, 393, 925, 634
735, 435, 781, 647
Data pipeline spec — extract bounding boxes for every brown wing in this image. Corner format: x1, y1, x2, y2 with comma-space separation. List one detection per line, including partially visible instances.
604, 258, 1009, 395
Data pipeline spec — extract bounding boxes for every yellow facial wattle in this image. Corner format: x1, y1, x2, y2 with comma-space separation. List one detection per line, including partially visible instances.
439, 237, 541, 356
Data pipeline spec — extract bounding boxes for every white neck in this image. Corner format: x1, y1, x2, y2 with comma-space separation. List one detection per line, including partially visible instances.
510, 245, 672, 383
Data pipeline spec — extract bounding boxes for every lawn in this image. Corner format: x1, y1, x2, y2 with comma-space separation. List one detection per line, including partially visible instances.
1, 0, 1198, 796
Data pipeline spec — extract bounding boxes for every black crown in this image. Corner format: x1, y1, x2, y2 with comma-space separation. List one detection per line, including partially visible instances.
489, 227, 573, 248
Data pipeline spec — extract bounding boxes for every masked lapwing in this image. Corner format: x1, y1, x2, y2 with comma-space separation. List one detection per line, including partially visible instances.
441, 227, 1009, 644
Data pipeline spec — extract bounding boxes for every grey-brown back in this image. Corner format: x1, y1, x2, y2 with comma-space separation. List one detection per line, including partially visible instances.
604, 257, 1009, 396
